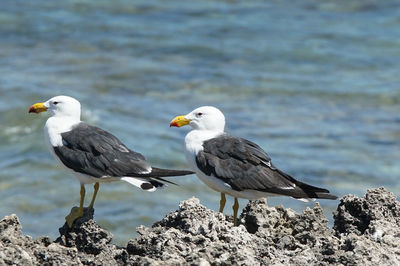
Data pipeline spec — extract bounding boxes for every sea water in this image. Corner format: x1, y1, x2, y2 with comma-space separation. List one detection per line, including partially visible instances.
0, 0, 399, 245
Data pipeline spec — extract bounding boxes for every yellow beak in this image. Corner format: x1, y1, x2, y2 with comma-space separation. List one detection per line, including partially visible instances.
170, 115, 191, 127
29, 102, 47, 114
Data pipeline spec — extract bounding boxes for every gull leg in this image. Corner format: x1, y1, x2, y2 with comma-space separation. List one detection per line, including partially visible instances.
89, 182, 99, 209
232, 197, 239, 226
79, 184, 85, 214
65, 184, 85, 227
219, 193, 226, 213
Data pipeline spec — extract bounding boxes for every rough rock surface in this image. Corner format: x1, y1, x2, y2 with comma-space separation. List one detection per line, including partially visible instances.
0, 187, 399, 265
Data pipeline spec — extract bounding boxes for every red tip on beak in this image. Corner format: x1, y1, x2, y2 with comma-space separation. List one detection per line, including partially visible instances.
28, 106, 36, 113
170, 121, 179, 127
29, 102, 47, 114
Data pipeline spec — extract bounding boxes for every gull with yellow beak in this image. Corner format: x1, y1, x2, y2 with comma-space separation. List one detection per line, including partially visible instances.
170, 106, 337, 226
29, 95, 193, 227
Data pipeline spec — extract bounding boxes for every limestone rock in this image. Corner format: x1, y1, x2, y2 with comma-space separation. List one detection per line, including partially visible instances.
0, 188, 399, 265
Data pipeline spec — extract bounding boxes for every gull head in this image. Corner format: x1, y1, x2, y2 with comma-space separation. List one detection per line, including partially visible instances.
29, 95, 81, 120
170, 106, 225, 132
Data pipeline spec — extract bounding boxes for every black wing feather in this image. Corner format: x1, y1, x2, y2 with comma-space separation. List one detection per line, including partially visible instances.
196, 134, 337, 199
54, 123, 151, 178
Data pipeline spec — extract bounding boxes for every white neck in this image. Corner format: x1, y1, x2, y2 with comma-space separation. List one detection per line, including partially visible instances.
184, 129, 223, 170
44, 116, 81, 147
49, 108, 81, 120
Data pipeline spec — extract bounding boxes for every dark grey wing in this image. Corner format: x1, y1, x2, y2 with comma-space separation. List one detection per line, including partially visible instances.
196, 134, 336, 199
53, 122, 151, 178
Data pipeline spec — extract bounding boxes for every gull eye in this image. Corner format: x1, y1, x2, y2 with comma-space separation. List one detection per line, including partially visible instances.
196, 112, 203, 117
53, 101, 59, 105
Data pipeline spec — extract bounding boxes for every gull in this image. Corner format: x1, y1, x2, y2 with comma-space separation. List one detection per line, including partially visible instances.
29, 95, 193, 227
170, 106, 337, 225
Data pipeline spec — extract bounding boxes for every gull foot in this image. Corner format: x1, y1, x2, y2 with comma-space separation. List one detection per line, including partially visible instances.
65, 206, 83, 228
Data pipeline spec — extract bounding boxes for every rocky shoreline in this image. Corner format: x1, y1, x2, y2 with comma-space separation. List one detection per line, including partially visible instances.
1, 187, 399, 265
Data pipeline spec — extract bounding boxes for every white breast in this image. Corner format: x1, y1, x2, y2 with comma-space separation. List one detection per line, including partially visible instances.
184, 130, 221, 170
44, 117, 97, 184
184, 129, 281, 200
184, 130, 234, 194
44, 116, 80, 147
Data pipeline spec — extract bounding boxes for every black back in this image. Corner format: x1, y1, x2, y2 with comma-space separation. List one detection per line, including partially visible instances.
53, 122, 151, 178
196, 134, 334, 199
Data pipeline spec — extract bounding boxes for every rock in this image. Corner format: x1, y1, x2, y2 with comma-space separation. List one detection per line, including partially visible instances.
332, 187, 400, 265
56, 207, 113, 255
334, 187, 400, 236
127, 197, 257, 265
54, 207, 126, 265
238, 199, 339, 265
0, 187, 399, 265
0, 210, 125, 265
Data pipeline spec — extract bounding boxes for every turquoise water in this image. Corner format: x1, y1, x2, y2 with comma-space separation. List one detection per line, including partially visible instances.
0, 0, 399, 245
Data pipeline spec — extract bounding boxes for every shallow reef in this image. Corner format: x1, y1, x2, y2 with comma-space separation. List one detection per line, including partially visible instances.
0, 187, 399, 265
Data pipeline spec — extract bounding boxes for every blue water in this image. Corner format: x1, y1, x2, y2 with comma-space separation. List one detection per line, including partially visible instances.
0, 0, 399, 245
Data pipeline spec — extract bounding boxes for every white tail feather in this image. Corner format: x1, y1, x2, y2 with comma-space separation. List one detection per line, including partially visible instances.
121, 177, 156, 192
296, 198, 317, 203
